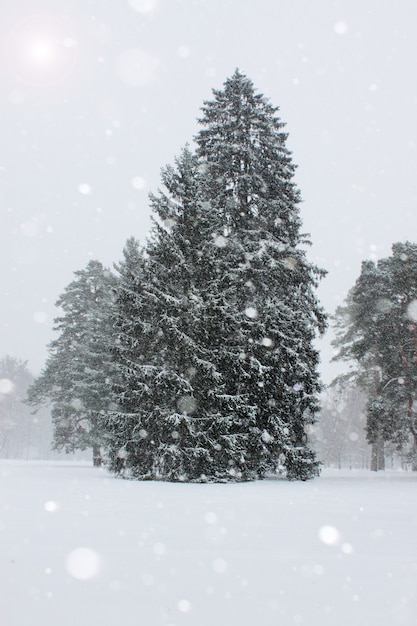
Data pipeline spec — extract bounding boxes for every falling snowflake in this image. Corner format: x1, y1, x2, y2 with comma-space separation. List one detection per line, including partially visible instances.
177, 396, 197, 415
33, 311, 47, 324
318, 525, 340, 546
0, 379, 14, 394
261, 430, 273, 444
177, 45, 191, 59
244, 307, 258, 319
66, 547, 101, 580
131, 176, 146, 190
406, 300, 417, 322
204, 511, 218, 524
376, 298, 393, 314
212, 558, 227, 573
341, 543, 353, 555
153, 542, 166, 556
44, 501, 58, 513
78, 183, 92, 195
177, 599, 191, 613
334, 21, 348, 35
128, 0, 158, 14
213, 234, 227, 248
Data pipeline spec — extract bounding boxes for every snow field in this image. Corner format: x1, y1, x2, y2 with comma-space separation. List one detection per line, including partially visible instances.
1, 462, 416, 626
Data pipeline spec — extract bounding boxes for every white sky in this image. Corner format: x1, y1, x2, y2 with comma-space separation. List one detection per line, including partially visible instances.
1, 0, 416, 382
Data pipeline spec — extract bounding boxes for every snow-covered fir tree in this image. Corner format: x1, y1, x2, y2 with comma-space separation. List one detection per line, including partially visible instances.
105, 72, 326, 481
332, 259, 387, 470
195, 71, 326, 478
105, 151, 254, 480
333, 242, 417, 470
104, 236, 161, 477
27, 260, 117, 466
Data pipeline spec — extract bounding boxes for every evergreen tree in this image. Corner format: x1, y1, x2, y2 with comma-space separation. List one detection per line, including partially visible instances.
103, 236, 159, 477
314, 385, 369, 469
0, 356, 54, 459
333, 242, 417, 469
332, 259, 387, 469
195, 71, 326, 478
106, 152, 253, 480
27, 260, 117, 466
106, 72, 326, 482
0, 356, 34, 457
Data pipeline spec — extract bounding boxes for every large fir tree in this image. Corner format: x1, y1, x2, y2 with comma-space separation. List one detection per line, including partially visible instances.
104, 236, 162, 477
195, 71, 326, 478
105, 151, 253, 480
106, 71, 326, 481
27, 260, 117, 466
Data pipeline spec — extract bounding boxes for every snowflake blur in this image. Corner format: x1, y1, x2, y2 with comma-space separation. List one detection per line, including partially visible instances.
66, 547, 101, 580
5, 14, 78, 86
128, 0, 159, 15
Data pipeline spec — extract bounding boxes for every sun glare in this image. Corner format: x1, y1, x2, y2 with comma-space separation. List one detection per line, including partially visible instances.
29, 39, 55, 64
6, 15, 78, 86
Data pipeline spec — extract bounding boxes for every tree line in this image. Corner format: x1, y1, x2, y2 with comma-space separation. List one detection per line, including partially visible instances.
19, 71, 417, 479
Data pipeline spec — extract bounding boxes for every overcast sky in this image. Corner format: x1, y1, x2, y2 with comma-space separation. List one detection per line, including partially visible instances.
1, 0, 416, 382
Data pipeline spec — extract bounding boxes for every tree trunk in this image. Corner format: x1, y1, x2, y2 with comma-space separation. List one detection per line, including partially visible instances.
370, 436, 385, 471
370, 444, 377, 471
92, 445, 102, 467
411, 432, 417, 472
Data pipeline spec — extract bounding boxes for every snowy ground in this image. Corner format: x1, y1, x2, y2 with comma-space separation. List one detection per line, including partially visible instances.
1, 462, 416, 626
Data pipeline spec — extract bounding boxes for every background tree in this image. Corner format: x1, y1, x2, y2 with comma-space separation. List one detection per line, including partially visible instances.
333, 242, 417, 470
0, 356, 46, 458
27, 260, 117, 466
313, 384, 369, 469
332, 260, 387, 470
105, 72, 326, 482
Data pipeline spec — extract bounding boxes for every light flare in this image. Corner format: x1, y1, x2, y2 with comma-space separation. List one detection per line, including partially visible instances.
6, 14, 78, 86
29, 39, 55, 64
